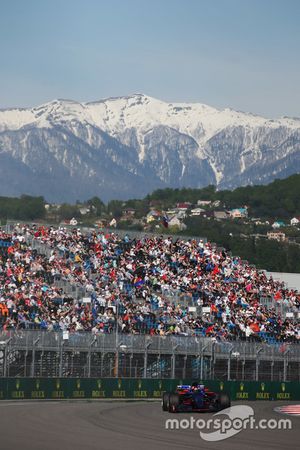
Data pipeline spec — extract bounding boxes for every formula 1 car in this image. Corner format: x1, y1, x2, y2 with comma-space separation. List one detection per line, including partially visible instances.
162, 383, 231, 413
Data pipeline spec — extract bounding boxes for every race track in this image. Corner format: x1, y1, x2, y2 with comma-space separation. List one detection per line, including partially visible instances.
0, 400, 298, 450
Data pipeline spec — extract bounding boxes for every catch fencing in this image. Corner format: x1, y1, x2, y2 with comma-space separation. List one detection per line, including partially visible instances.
0, 331, 299, 382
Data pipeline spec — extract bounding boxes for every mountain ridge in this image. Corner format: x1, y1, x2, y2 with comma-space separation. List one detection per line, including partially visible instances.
0, 94, 299, 202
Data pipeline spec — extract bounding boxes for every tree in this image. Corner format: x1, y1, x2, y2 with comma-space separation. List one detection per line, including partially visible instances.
107, 200, 123, 219
87, 196, 106, 216
58, 204, 81, 221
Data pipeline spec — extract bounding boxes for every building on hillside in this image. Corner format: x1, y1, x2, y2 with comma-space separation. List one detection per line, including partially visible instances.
168, 216, 187, 231
190, 207, 205, 216
176, 210, 188, 219
267, 231, 286, 242
122, 208, 136, 216
272, 220, 285, 229
214, 211, 229, 220
166, 209, 177, 216
121, 208, 136, 220
197, 200, 212, 206
253, 219, 264, 225
229, 207, 248, 219
176, 202, 191, 210
290, 217, 300, 226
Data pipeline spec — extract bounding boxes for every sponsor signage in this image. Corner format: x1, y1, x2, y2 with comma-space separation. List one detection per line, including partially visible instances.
0, 379, 299, 401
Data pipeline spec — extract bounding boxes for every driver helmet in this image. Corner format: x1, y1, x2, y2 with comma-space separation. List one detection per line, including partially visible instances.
191, 381, 199, 391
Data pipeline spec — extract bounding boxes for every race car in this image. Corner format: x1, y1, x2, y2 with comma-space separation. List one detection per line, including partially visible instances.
162, 382, 231, 413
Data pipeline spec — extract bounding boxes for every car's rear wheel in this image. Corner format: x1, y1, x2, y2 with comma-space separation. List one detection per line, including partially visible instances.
169, 393, 180, 413
162, 392, 170, 411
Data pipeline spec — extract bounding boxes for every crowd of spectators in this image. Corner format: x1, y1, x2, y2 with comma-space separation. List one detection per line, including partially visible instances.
0, 224, 299, 343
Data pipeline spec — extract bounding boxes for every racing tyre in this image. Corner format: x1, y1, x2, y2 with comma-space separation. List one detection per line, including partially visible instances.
216, 393, 231, 410
169, 393, 180, 413
162, 392, 170, 411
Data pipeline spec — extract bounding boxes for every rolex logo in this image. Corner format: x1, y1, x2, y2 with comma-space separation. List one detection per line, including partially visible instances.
56, 379, 60, 390
240, 382, 244, 391
76, 379, 81, 389
97, 380, 102, 389
261, 382, 265, 392
138, 379, 142, 390
16, 380, 20, 390
220, 382, 224, 391
158, 380, 162, 390
36, 379, 40, 390
118, 379, 122, 389
281, 383, 285, 392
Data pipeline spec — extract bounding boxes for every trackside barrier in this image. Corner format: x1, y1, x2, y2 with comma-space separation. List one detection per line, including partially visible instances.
0, 378, 298, 401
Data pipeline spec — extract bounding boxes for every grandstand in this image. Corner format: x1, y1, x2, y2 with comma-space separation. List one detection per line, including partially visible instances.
0, 223, 299, 381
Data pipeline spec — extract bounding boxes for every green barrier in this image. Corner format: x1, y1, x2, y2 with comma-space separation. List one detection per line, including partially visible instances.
0, 379, 299, 400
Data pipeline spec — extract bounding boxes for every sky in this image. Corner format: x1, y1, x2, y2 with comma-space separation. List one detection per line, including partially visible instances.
0, 0, 300, 118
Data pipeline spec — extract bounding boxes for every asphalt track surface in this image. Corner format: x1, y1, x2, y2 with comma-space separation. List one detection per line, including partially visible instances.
0, 400, 298, 450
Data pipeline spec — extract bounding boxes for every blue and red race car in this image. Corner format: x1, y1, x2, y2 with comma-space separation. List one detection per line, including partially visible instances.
162, 382, 231, 413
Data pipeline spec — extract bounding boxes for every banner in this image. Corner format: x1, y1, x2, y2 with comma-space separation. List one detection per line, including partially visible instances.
0, 378, 299, 400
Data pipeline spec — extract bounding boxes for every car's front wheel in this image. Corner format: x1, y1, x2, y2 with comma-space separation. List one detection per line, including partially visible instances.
168, 393, 180, 413
215, 393, 231, 410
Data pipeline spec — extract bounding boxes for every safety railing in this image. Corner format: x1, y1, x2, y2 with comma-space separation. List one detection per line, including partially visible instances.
0, 330, 299, 381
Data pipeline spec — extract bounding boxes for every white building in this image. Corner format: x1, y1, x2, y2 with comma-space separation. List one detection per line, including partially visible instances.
190, 207, 205, 216
168, 217, 187, 231
197, 200, 211, 206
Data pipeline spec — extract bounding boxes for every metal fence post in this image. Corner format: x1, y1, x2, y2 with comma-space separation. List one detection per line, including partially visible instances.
182, 354, 187, 379
31, 337, 40, 377
143, 341, 152, 378
87, 336, 97, 378
171, 344, 179, 379
283, 349, 290, 382
255, 347, 263, 381
100, 353, 105, 377
3, 338, 12, 377
59, 341, 64, 377
200, 344, 208, 380
227, 347, 233, 381
129, 352, 133, 378
210, 342, 216, 380
241, 357, 245, 381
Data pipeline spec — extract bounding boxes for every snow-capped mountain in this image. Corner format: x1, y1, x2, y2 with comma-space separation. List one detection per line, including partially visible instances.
0, 94, 299, 202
